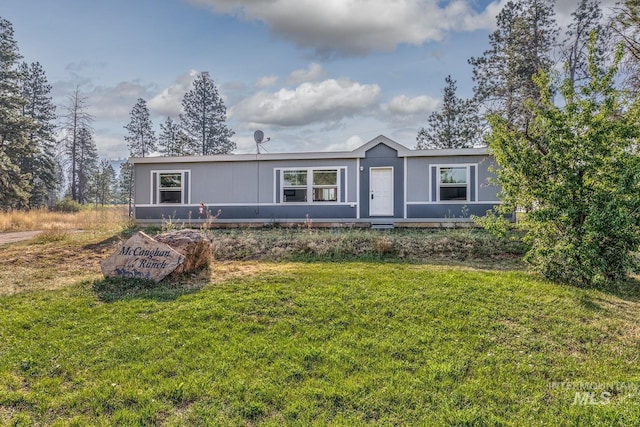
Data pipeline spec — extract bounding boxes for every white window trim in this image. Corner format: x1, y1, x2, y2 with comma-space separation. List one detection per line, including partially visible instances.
152, 169, 190, 205
434, 164, 474, 203
403, 157, 408, 219
356, 159, 360, 219
277, 167, 345, 204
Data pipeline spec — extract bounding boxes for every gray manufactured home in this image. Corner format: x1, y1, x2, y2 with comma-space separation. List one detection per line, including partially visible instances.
129, 135, 502, 226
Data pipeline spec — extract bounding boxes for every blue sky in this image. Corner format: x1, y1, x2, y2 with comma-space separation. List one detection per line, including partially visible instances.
3, 0, 615, 159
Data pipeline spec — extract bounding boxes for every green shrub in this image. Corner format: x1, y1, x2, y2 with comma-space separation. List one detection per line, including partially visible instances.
53, 198, 82, 213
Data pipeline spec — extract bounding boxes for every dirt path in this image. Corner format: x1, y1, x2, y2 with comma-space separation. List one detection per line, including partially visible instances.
0, 230, 43, 245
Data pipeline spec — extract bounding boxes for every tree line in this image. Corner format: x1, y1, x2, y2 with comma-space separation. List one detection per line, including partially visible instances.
417, 0, 638, 150
0, 18, 123, 209
0, 17, 235, 210
124, 71, 235, 159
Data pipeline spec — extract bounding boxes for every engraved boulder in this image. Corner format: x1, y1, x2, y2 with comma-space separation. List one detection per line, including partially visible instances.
100, 231, 185, 282
154, 229, 212, 276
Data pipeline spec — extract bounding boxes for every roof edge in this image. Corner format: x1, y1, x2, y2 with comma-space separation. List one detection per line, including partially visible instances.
128, 135, 488, 164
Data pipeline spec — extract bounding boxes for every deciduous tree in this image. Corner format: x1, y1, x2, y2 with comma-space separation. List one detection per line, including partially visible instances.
482, 39, 640, 286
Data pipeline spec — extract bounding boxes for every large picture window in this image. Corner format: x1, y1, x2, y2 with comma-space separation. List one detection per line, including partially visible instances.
159, 172, 183, 203
281, 168, 341, 203
439, 167, 468, 201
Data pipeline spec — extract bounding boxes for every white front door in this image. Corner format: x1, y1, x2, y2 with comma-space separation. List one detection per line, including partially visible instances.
369, 167, 394, 216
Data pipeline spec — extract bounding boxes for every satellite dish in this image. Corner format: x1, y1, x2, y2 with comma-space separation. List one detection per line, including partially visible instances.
254, 130, 264, 144
254, 130, 270, 154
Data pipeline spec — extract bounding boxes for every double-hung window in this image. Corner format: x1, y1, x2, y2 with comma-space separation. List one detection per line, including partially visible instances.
281, 168, 340, 203
312, 170, 337, 202
159, 172, 183, 203
439, 167, 468, 201
283, 170, 308, 202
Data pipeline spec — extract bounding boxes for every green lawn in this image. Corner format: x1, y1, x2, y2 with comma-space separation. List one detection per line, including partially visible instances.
1, 259, 640, 425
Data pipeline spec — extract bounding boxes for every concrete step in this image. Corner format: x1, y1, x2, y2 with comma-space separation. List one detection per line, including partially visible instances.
370, 223, 394, 230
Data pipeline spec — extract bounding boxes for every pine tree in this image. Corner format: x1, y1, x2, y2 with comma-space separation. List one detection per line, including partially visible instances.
612, 0, 640, 92
468, 0, 558, 128
158, 116, 191, 156
416, 75, 481, 149
562, 0, 610, 89
124, 98, 156, 157
118, 161, 134, 216
0, 17, 33, 209
180, 72, 235, 155
60, 87, 93, 203
70, 126, 98, 205
0, 150, 30, 209
93, 159, 116, 206
19, 61, 57, 207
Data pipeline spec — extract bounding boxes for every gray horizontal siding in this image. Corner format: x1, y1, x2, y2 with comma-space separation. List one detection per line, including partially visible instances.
135, 159, 358, 206
406, 156, 500, 203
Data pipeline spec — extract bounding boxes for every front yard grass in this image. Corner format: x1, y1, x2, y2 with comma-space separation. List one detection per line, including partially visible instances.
1, 237, 640, 425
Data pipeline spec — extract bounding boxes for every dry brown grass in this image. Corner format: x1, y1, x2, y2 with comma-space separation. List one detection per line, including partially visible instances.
0, 206, 132, 296
0, 233, 299, 297
0, 206, 129, 232
0, 230, 119, 296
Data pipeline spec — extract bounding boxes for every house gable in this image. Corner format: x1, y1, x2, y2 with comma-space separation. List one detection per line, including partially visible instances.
351, 135, 411, 157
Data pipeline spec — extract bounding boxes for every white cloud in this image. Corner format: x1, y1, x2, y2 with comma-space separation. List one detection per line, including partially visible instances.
255, 75, 279, 88
555, 0, 618, 27
380, 94, 440, 125
324, 135, 365, 152
461, 0, 510, 31
231, 78, 381, 127
286, 63, 326, 85
94, 131, 128, 159
233, 133, 261, 153
187, 0, 509, 57
86, 80, 157, 121
385, 94, 440, 115
148, 70, 199, 117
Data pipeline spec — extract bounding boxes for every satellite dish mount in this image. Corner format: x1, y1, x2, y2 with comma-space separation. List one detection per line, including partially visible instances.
253, 130, 270, 154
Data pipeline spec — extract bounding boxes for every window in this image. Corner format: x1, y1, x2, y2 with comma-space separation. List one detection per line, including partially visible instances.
281, 168, 341, 203
159, 173, 183, 203
439, 167, 467, 201
312, 170, 337, 202
283, 170, 307, 202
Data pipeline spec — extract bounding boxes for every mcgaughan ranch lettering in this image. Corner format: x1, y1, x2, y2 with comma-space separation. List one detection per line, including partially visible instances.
116, 246, 174, 270
118, 246, 172, 259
